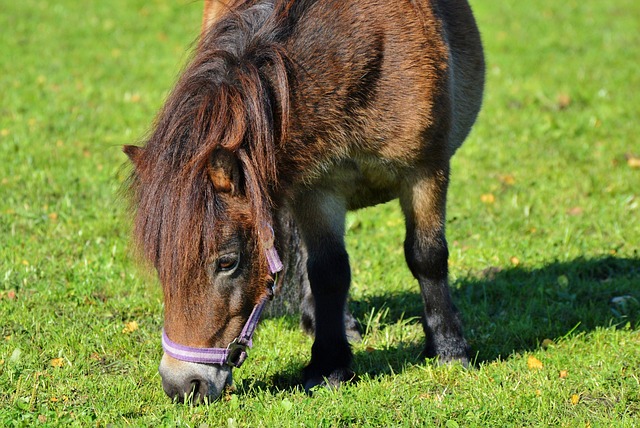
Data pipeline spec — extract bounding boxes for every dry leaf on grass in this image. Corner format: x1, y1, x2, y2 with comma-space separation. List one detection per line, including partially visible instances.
557, 93, 572, 109
1, 290, 16, 300
498, 174, 516, 186
122, 321, 139, 334
626, 153, 640, 168
527, 355, 544, 370
481, 193, 496, 204
480, 266, 502, 281
566, 206, 584, 216
50, 358, 65, 368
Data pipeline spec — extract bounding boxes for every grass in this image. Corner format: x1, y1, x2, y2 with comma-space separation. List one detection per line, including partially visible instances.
1, 0, 639, 426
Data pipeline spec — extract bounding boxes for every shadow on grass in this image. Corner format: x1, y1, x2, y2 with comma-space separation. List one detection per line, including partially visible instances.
251, 255, 639, 395
455, 255, 640, 362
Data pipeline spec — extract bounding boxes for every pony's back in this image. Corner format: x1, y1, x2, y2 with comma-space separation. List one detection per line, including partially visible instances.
268, 0, 484, 185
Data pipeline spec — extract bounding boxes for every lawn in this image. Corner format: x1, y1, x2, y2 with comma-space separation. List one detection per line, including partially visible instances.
1, 0, 639, 426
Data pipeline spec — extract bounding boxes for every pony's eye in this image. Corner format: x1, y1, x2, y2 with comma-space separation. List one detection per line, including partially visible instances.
216, 253, 240, 273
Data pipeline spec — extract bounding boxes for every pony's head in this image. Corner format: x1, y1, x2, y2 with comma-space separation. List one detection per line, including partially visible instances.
125, 141, 276, 401
124, 3, 291, 403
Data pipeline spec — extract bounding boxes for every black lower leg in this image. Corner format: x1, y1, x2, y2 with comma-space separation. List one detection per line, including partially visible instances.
303, 238, 354, 387
405, 231, 469, 363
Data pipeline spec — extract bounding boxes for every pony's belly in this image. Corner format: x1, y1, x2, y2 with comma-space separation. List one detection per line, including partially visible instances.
314, 157, 401, 210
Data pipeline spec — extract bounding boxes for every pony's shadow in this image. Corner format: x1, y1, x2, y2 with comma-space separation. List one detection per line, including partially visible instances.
240, 256, 640, 395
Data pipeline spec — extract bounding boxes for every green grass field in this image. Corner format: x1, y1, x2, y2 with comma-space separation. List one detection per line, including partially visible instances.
1, 0, 639, 426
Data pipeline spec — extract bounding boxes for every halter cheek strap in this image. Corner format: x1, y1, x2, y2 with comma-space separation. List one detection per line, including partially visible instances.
161, 227, 283, 368
161, 291, 270, 367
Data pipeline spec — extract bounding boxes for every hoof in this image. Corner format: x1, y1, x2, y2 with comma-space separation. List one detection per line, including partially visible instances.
435, 353, 470, 367
303, 367, 357, 394
424, 335, 471, 367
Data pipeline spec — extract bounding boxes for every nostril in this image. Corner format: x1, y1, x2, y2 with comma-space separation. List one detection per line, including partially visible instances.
161, 377, 206, 404
184, 377, 208, 404
189, 379, 203, 399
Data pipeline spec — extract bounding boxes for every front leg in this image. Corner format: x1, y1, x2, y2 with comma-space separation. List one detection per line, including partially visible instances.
400, 165, 470, 364
292, 190, 355, 390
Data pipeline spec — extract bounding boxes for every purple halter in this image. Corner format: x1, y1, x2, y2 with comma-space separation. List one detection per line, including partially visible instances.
161, 227, 284, 368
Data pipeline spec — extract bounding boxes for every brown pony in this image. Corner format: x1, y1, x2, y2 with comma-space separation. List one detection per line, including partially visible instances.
125, 0, 484, 402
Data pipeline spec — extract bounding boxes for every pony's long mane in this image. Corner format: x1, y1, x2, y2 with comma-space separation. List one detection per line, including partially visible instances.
128, 1, 295, 293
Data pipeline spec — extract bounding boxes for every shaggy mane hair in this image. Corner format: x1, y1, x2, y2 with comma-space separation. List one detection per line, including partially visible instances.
127, 1, 297, 292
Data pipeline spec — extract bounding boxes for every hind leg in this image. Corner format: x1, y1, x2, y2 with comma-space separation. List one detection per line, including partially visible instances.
400, 164, 469, 364
292, 190, 355, 390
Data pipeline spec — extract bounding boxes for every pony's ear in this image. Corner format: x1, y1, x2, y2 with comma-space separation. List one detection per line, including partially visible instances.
123, 145, 144, 169
208, 149, 242, 195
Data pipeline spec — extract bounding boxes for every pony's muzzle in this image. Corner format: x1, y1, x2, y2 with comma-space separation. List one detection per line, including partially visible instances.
159, 353, 232, 403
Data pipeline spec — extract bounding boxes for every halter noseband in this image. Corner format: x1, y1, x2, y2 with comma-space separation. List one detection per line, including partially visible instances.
161, 226, 284, 367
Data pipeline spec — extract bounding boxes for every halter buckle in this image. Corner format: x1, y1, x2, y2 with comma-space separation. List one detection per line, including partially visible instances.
225, 337, 249, 367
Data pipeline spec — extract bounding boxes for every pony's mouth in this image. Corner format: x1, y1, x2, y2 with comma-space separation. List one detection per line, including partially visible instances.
159, 353, 233, 403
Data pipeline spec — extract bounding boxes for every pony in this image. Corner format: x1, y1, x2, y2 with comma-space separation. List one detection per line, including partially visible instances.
124, 0, 484, 402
